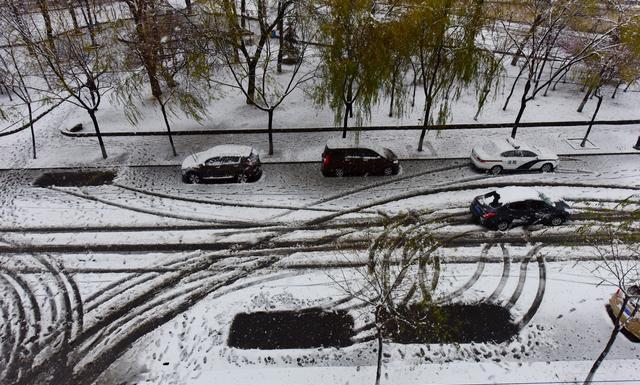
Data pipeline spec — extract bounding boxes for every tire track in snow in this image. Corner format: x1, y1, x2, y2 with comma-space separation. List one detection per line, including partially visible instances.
0, 273, 27, 384
505, 244, 545, 310
485, 244, 512, 304
269, 163, 472, 221
113, 183, 354, 213
48, 186, 271, 226
435, 244, 491, 304
516, 252, 547, 329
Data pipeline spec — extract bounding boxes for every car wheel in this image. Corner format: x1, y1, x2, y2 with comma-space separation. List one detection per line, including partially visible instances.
335, 168, 344, 177
383, 167, 393, 176
186, 172, 201, 184
497, 221, 510, 231
550, 216, 564, 226
541, 163, 554, 173
489, 165, 503, 175
236, 173, 248, 183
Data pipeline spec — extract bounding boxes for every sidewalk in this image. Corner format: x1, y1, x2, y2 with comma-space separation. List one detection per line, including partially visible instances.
1, 65, 639, 169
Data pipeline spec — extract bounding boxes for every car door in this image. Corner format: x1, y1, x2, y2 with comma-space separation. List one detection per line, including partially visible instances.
343, 149, 361, 175
528, 200, 553, 224
361, 149, 382, 174
505, 201, 530, 226
203, 157, 222, 178
501, 150, 527, 170
518, 150, 540, 171
220, 156, 241, 178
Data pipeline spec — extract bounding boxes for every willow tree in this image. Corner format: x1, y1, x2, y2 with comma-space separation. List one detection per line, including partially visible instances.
114, 0, 211, 157
313, 0, 399, 138
407, 0, 499, 152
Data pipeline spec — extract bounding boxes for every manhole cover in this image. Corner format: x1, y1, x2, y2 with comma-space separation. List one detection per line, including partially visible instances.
34, 170, 116, 187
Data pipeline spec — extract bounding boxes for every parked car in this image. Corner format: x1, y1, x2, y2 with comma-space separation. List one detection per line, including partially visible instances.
609, 285, 640, 339
469, 186, 570, 231
321, 139, 400, 177
470, 138, 559, 175
181, 145, 261, 184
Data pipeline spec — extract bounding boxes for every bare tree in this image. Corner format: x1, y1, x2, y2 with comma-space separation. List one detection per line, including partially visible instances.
212, 0, 296, 105
1, 0, 116, 158
0, 37, 38, 158
501, 0, 630, 139
221, 15, 315, 154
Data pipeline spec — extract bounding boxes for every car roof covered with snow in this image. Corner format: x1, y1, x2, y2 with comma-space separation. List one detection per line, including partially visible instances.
479, 138, 555, 158
325, 138, 390, 156
484, 186, 560, 205
182, 145, 255, 169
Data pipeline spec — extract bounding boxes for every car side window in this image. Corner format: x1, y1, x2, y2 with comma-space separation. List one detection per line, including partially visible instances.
361, 149, 379, 158
221, 156, 240, 165
528, 200, 548, 210
502, 151, 517, 157
205, 157, 221, 166
507, 202, 528, 211
521, 150, 537, 158
344, 149, 359, 159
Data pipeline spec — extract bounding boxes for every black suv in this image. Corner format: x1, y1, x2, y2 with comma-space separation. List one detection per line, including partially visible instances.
470, 187, 570, 231
321, 140, 399, 177
181, 145, 262, 184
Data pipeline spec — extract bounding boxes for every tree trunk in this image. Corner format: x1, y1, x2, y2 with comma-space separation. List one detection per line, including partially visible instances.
66, 0, 80, 30
584, 296, 632, 385
185, 0, 192, 12
342, 102, 351, 139
277, 1, 284, 73
36, 0, 55, 52
577, 87, 593, 113
342, 84, 353, 138
246, 62, 257, 104
611, 82, 621, 99
624, 81, 633, 92
503, 64, 527, 111
388, 69, 397, 117
581, 91, 603, 147
159, 101, 177, 156
418, 92, 434, 151
511, 79, 531, 139
268, 108, 274, 155
88, 109, 107, 159
474, 88, 489, 121
418, 46, 442, 152
553, 66, 570, 91
241, 0, 246, 28
27, 103, 36, 159
411, 63, 418, 108
375, 307, 384, 385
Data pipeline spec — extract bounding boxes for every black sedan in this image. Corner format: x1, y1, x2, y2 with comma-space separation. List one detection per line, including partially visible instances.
470, 187, 570, 231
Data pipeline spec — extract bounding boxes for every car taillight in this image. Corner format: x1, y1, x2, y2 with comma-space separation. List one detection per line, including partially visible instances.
482, 212, 496, 219
323, 155, 330, 166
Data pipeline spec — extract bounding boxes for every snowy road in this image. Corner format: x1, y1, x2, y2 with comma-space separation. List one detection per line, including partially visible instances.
0, 154, 639, 385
